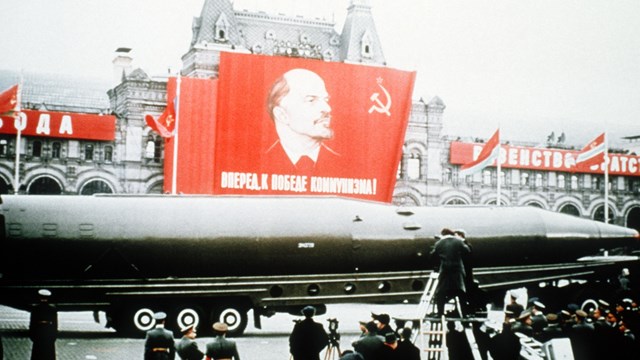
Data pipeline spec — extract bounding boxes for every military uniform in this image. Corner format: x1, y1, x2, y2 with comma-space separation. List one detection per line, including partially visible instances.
144, 313, 176, 360
205, 336, 240, 360
29, 290, 57, 360
176, 335, 204, 360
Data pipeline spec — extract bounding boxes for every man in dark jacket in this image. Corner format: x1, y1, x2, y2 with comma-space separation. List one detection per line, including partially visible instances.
289, 306, 329, 360
352, 322, 384, 360
175, 324, 204, 360
395, 328, 420, 360
29, 289, 57, 360
144, 312, 176, 360
431, 228, 471, 315
489, 322, 521, 360
205, 322, 240, 360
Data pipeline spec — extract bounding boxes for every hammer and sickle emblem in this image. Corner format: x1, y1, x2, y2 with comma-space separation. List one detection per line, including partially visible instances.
368, 78, 392, 117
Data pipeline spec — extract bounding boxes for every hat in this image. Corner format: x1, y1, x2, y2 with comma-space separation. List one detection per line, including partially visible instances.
213, 322, 228, 332
598, 299, 610, 308
454, 229, 466, 237
509, 291, 519, 299
153, 312, 167, 321
180, 324, 195, 333
372, 313, 390, 324
38, 289, 52, 297
302, 306, 316, 317
575, 310, 587, 319
533, 301, 546, 309
518, 311, 531, 320
546, 313, 558, 323
365, 321, 378, 333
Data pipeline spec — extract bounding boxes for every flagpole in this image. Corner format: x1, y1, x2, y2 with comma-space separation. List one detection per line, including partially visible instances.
171, 70, 182, 195
495, 128, 501, 206
13, 72, 23, 195
604, 131, 609, 223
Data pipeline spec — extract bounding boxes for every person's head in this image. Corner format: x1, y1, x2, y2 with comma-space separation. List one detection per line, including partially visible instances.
371, 313, 390, 329
38, 289, 51, 302
267, 69, 333, 141
440, 228, 455, 237
454, 229, 466, 239
400, 327, 412, 341
364, 321, 378, 334
181, 324, 197, 339
154, 312, 167, 326
212, 322, 228, 336
302, 305, 316, 318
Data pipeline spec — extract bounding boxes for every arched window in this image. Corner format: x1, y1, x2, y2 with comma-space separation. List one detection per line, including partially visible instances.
80, 179, 114, 195
361, 31, 373, 58
559, 204, 580, 217
407, 153, 421, 180
594, 205, 614, 224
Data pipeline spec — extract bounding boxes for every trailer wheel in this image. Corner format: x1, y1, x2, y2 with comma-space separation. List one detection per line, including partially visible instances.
212, 306, 248, 337
175, 306, 202, 331
132, 307, 156, 332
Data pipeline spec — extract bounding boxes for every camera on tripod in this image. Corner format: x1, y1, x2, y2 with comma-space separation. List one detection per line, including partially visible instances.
327, 318, 341, 346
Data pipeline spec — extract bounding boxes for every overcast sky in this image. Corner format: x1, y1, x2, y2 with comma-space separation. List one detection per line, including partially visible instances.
0, 0, 638, 146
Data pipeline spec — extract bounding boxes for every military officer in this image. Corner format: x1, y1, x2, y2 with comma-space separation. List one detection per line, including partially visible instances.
289, 306, 329, 360
144, 312, 176, 360
176, 324, 204, 360
29, 289, 58, 360
205, 322, 240, 360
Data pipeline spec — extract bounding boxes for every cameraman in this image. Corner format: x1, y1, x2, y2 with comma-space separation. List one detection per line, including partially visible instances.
289, 306, 329, 360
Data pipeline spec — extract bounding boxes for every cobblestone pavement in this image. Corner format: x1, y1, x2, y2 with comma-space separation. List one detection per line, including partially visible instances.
0, 303, 415, 360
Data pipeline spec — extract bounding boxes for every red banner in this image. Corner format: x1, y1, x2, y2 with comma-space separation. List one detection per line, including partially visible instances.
450, 141, 640, 176
163, 77, 218, 194
0, 110, 115, 141
212, 52, 416, 202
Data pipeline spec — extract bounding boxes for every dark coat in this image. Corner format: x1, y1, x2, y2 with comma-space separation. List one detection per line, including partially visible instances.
144, 326, 176, 360
289, 318, 329, 360
489, 330, 521, 360
432, 236, 470, 296
29, 301, 58, 360
176, 336, 204, 360
395, 340, 420, 360
263, 140, 342, 176
205, 336, 240, 360
352, 333, 384, 360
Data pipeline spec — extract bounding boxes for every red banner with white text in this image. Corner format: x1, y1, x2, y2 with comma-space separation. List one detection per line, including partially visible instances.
450, 141, 640, 176
0, 110, 115, 141
212, 52, 416, 202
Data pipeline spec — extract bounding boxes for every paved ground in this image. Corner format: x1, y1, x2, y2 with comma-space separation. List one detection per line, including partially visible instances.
0, 303, 419, 360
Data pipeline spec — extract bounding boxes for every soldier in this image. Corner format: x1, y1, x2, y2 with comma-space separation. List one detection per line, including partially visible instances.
504, 292, 524, 321
395, 327, 420, 360
144, 312, 176, 360
175, 324, 204, 360
489, 321, 521, 360
205, 322, 240, 360
29, 289, 57, 360
289, 306, 328, 360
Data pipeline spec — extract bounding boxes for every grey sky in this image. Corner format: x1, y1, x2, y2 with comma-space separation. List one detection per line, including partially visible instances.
0, 0, 638, 146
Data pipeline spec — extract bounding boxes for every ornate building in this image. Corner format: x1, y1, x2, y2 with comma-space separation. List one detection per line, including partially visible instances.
0, 0, 638, 231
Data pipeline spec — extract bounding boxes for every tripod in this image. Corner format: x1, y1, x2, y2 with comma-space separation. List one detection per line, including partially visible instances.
324, 318, 341, 360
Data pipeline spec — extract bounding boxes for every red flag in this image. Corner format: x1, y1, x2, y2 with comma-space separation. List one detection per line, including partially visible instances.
145, 97, 177, 138
459, 129, 500, 176
0, 85, 18, 115
576, 133, 605, 164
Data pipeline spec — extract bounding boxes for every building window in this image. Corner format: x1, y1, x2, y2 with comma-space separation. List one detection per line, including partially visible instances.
361, 30, 373, 58
85, 144, 94, 161
571, 175, 578, 190
104, 145, 113, 162
52, 142, 61, 158
558, 175, 565, 189
154, 138, 163, 163
145, 140, 155, 159
535, 174, 543, 188
483, 170, 491, 185
520, 172, 529, 186
499, 171, 505, 186
215, 13, 229, 42
559, 203, 580, 217
593, 177, 600, 190
0, 139, 7, 156
407, 155, 420, 180
32, 140, 42, 157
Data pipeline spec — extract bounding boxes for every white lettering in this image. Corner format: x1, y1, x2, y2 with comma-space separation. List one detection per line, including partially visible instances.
610, 156, 620, 172
553, 152, 563, 168
14, 112, 27, 131
519, 149, 530, 166
220, 172, 262, 190
59, 115, 73, 135
36, 113, 51, 135
629, 158, 638, 173
270, 174, 308, 192
531, 150, 542, 167
508, 148, 518, 165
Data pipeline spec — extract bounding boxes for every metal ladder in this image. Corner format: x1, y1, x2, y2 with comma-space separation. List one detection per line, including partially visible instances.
416, 272, 448, 360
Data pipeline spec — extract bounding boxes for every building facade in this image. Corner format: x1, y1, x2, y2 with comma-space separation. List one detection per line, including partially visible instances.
0, 0, 638, 231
